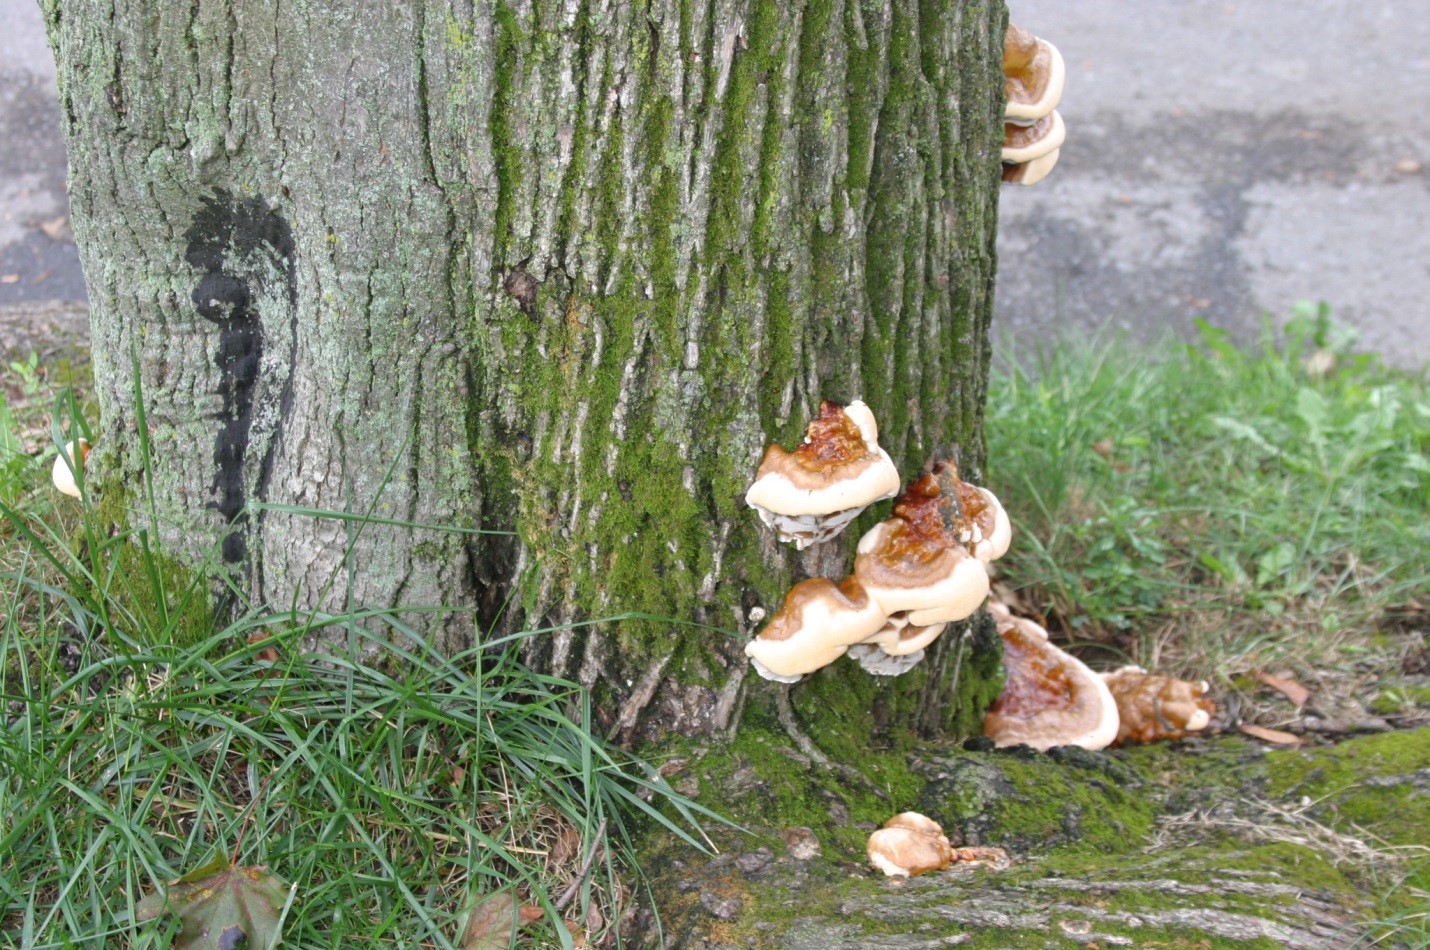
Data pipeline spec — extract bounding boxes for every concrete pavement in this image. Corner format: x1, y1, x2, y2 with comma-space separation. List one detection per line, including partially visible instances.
1, 0, 1426, 367
999, 0, 1429, 366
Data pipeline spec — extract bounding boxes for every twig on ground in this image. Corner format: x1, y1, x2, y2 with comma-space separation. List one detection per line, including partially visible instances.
554, 817, 607, 913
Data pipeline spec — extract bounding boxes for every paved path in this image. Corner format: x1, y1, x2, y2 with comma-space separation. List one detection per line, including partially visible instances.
999, 0, 1429, 367
0, 0, 86, 305
2, 0, 1426, 367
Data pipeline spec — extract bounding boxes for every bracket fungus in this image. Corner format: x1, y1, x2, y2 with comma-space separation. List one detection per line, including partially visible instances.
1003, 23, 1065, 126
743, 576, 887, 683
981, 602, 1120, 752
745, 459, 1013, 681
867, 812, 954, 878
1001, 112, 1066, 168
1103, 666, 1216, 746
745, 400, 900, 550
1001, 23, 1066, 186
51, 439, 91, 499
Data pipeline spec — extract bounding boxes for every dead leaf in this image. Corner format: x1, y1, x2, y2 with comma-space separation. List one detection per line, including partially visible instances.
246, 632, 281, 665
1394, 158, 1422, 175
563, 918, 590, 947
550, 824, 581, 865
0, 275, 19, 284
38, 215, 72, 241
1239, 723, 1303, 747
459, 890, 520, 950
135, 857, 291, 949
1254, 671, 1310, 708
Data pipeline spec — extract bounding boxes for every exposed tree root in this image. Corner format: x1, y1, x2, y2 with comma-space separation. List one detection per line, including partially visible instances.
775, 687, 887, 800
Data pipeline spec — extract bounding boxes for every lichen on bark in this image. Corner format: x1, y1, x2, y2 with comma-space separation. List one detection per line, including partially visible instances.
45, 0, 1008, 740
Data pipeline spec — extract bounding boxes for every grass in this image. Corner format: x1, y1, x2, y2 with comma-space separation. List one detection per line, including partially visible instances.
987, 304, 1429, 947
987, 303, 1428, 678
0, 367, 717, 947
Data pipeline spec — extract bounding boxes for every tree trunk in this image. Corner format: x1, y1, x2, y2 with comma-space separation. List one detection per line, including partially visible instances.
43, 0, 1007, 742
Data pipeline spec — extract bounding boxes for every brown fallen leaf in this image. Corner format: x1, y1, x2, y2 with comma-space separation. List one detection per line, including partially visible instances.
38, 215, 72, 241
563, 918, 590, 948
246, 632, 281, 665
1239, 723, 1303, 747
1254, 671, 1310, 708
459, 890, 518, 950
550, 824, 581, 865
458, 895, 543, 948
135, 857, 291, 950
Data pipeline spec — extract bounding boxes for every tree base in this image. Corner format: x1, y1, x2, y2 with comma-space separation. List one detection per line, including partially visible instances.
634, 728, 1430, 947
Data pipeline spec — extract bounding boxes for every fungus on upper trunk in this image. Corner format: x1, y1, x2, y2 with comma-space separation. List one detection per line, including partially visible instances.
1001, 23, 1067, 186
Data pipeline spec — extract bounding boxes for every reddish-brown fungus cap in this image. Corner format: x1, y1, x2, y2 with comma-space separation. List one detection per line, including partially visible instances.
982, 603, 1119, 752
1102, 666, 1216, 746
746, 400, 900, 518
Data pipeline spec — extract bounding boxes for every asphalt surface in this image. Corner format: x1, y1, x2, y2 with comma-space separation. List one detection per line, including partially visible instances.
1, 0, 1426, 367
999, 0, 1429, 366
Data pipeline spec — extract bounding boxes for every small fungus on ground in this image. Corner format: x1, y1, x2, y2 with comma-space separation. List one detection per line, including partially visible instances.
51, 439, 91, 499
981, 602, 1121, 752
745, 400, 900, 550
867, 812, 954, 878
1102, 666, 1216, 746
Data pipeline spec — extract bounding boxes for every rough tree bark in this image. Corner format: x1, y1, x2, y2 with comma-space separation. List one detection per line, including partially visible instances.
43, 0, 1007, 742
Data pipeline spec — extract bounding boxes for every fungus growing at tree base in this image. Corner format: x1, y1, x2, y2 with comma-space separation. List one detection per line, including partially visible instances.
744, 459, 1011, 682
1103, 666, 1217, 746
51, 439, 91, 499
981, 602, 1120, 752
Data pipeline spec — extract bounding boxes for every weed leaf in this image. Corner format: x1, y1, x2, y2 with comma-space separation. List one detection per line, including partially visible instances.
136, 857, 291, 949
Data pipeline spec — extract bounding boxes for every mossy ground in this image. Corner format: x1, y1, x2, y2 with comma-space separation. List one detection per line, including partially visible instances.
641, 727, 1430, 947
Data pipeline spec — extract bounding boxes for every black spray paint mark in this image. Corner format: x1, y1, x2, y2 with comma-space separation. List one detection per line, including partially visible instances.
184, 190, 297, 577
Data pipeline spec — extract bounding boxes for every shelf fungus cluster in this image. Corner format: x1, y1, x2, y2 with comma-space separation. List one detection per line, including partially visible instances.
744, 401, 1011, 683
1002, 23, 1066, 186
982, 602, 1216, 751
